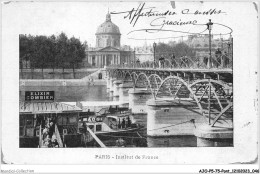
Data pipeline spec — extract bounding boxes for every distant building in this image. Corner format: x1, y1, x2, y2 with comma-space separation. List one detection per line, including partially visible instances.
84, 13, 134, 68
134, 43, 153, 63
184, 34, 233, 61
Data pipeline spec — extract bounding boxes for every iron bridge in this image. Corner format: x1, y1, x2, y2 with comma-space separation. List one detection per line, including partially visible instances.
105, 58, 233, 128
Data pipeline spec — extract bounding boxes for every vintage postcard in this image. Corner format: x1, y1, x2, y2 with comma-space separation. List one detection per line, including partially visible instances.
1, 0, 259, 173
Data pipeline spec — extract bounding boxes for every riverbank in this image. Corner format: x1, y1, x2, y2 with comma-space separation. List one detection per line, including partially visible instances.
19, 68, 107, 86
19, 79, 106, 86
19, 68, 101, 79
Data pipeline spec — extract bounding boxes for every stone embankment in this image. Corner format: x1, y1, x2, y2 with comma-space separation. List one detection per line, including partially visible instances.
20, 69, 107, 86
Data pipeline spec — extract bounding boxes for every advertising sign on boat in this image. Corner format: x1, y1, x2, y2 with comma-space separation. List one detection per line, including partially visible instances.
25, 91, 55, 101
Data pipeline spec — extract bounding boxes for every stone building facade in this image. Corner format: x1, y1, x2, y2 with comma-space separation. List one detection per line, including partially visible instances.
85, 13, 134, 68
184, 34, 232, 58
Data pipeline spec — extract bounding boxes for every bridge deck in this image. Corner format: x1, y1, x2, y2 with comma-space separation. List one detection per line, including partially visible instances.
107, 67, 233, 83
107, 67, 233, 74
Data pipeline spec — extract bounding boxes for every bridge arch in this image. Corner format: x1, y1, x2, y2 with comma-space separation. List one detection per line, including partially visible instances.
130, 71, 139, 84
134, 72, 148, 87
132, 73, 155, 98
155, 75, 192, 98
110, 69, 119, 78
148, 74, 163, 91
155, 76, 233, 127
190, 79, 233, 127
189, 79, 231, 89
122, 71, 132, 81
133, 72, 167, 98
111, 69, 122, 79
118, 70, 125, 79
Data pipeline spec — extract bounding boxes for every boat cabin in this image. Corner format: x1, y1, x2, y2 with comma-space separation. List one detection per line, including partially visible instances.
78, 105, 138, 134
19, 102, 82, 147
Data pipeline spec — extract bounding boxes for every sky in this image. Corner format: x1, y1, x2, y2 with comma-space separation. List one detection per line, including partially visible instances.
2, 1, 258, 47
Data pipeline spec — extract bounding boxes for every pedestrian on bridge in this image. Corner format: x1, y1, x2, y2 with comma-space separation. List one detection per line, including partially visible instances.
203, 56, 208, 67
184, 56, 189, 67
136, 59, 140, 66
222, 51, 229, 68
171, 53, 176, 68
180, 56, 188, 67
215, 48, 222, 67
159, 55, 165, 68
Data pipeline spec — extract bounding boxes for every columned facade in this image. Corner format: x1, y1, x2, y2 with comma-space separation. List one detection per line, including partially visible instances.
85, 12, 134, 68
88, 48, 132, 68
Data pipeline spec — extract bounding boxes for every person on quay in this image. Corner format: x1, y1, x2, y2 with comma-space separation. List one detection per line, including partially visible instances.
47, 138, 53, 148
122, 118, 126, 129
42, 127, 49, 141
127, 116, 131, 127
118, 119, 121, 129
52, 138, 59, 148
48, 121, 55, 138
43, 136, 51, 148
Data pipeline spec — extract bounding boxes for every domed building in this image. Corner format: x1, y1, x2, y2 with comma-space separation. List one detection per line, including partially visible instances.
96, 13, 121, 48
86, 12, 134, 68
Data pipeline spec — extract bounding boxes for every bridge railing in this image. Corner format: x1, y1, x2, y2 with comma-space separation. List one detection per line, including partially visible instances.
107, 55, 232, 70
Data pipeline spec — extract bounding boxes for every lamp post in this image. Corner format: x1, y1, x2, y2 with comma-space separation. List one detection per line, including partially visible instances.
206, 19, 213, 69
134, 49, 136, 68
227, 42, 231, 59
153, 42, 157, 68
134, 50, 136, 62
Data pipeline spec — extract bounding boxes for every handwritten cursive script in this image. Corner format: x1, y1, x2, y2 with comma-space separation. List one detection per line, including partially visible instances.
111, 3, 177, 27
111, 2, 227, 38
111, 3, 226, 27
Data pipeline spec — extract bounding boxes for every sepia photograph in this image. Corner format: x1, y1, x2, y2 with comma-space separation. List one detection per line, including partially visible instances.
1, 0, 259, 172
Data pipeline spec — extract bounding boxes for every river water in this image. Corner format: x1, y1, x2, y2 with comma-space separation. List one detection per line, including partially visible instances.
20, 84, 197, 147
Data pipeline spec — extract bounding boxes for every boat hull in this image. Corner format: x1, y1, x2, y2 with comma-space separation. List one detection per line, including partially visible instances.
95, 127, 147, 147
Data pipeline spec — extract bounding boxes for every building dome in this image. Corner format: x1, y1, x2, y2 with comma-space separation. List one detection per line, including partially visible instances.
96, 13, 121, 35
95, 13, 121, 48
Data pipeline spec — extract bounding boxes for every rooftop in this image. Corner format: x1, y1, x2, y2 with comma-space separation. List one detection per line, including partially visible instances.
19, 102, 82, 114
